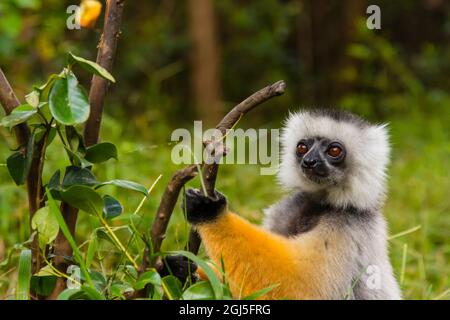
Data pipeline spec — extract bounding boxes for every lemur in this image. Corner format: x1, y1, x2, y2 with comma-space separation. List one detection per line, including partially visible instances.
162, 109, 402, 300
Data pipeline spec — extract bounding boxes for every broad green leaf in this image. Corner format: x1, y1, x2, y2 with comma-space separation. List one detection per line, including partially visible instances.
60, 185, 103, 215
103, 195, 123, 219
25, 90, 40, 107
31, 206, 59, 249
57, 288, 84, 300
81, 285, 106, 300
64, 147, 93, 168
182, 281, 215, 300
62, 166, 98, 188
35, 126, 57, 146
7, 134, 34, 185
110, 283, 134, 299
1, 104, 37, 128
125, 265, 138, 280
48, 169, 61, 190
135, 269, 161, 290
49, 72, 90, 125
161, 275, 182, 300
85, 142, 118, 163
170, 250, 223, 299
65, 125, 86, 154
68, 52, 115, 83
89, 271, 107, 293
95, 229, 116, 246
96, 179, 148, 196
30, 275, 57, 296
34, 74, 60, 103
16, 249, 32, 300
46, 188, 93, 287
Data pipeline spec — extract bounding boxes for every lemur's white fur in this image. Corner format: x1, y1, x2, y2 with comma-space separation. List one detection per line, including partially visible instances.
262, 109, 401, 299
278, 110, 390, 211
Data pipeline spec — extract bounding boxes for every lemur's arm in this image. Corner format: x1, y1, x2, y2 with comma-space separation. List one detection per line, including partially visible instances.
183, 188, 326, 299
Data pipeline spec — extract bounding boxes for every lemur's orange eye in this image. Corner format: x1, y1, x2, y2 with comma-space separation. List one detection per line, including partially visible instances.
296, 143, 308, 156
328, 146, 342, 158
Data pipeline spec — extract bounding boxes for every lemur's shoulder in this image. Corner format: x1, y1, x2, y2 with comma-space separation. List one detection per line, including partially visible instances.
263, 192, 323, 236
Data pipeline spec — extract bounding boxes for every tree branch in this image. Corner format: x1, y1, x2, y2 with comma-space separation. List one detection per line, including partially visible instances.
49, 0, 125, 298
188, 80, 286, 254
84, 0, 125, 146
145, 80, 286, 267
0, 68, 48, 273
0, 68, 30, 146
147, 165, 198, 267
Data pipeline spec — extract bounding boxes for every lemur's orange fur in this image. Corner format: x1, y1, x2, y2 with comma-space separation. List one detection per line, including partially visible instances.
195, 210, 333, 299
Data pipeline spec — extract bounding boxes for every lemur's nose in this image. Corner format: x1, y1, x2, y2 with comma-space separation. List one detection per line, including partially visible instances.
302, 158, 318, 168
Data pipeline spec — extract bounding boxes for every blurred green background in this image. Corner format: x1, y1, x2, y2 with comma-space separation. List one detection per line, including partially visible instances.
0, 0, 449, 299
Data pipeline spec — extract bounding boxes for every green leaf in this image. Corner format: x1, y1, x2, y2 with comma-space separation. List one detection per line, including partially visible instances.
46, 188, 93, 287
57, 288, 84, 300
48, 169, 61, 190
49, 72, 90, 125
35, 126, 57, 146
81, 285, 106, 300
60, 185, 103, 215
85, 142, 118, 163
170, 250, 223, 299
31, 206, 59, 249
1, 104, 37, 128
110, 283, 134, 299
135, 269, 161, 290
64, 147, 93, 168
6, 134, 34, 185
30, 275, 57, 296
182, 281, 215, 300
85, 234, 97, 269
161, 275, 182, 300
25, 90, 40, 107
62, 166, 98, 188
96, 179, 148, 196
35, 74, 60, 101
68, 52, 116, 83
16, 249, 32, 300
65, 125, 86, 154
103, 195, 123, 219
242, 283, 279, 300
89, 271, 107, 293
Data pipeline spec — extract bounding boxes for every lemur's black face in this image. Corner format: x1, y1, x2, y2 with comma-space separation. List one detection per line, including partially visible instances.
295, 137, 347, 185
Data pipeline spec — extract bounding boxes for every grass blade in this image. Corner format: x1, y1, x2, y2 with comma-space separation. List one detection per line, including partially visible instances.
16, 249, 32, 300
46, 188, 93, 287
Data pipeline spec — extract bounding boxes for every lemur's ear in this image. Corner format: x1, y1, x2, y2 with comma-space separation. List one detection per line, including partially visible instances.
182, 188, 227, 224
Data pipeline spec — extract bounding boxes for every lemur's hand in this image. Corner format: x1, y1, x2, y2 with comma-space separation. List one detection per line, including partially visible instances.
156, 255, 198, 284
182, 188, 227, 224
